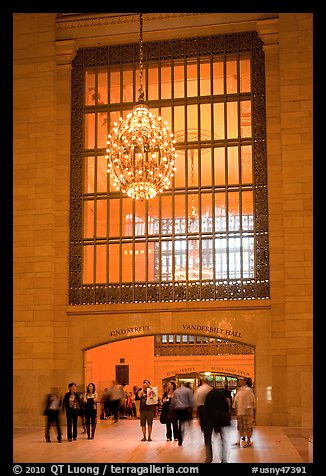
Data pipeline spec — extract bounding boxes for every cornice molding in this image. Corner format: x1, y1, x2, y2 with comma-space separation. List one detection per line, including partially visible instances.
56, 13, 207, 30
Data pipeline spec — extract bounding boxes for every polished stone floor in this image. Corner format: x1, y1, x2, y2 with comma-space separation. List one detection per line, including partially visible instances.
13, 417, 312, 464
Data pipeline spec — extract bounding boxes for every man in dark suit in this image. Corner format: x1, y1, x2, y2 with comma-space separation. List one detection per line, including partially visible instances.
202, 387, 231, 463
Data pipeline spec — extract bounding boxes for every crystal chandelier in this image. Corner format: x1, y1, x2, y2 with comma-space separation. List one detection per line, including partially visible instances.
106, 13, 177, 200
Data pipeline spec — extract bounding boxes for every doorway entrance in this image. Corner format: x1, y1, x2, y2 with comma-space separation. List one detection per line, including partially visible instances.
83, 334, 255, 401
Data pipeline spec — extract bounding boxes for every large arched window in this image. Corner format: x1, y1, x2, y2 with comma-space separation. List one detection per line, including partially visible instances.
69, 32, 269, 305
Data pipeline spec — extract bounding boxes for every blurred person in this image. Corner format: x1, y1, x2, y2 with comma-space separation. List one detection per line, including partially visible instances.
222, 383, 233, 416
160, 381, 178, 441
106, 380, 124, 423
77, 384, 87, 434
202, 386, 231, 463
233, 377, 255, 447
62, 382, 80, 441
100, 387, 108, 420
125, 392, 134, 417
84, 382, 98, 439
170, 382, 195, 446
137, 379, 156, 441
194, 378, 212, 433
133, 384, 141, 418
43, 386, 62, 443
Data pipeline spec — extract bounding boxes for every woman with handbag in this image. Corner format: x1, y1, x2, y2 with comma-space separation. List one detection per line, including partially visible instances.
160, 381, 178, 441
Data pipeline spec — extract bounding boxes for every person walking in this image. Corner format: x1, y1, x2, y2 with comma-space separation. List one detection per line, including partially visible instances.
160, 381, 178, 441
62, 382, 80, 441
106, 381, 124, 423
202, 387, 231, 463
133, 385, 141, 418
84, 382, 98, 439
194, 378, 212, 433
233, 377, 255, 447
137, 380, 156, 441
170, 382, 195, 446
222, 383, 233, 419
43, 386, 62, 443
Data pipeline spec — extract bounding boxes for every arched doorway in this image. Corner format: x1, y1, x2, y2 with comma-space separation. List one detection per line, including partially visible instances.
83, 334, 255, 400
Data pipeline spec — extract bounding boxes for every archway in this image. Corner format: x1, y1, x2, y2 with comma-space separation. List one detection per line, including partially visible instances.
83, 334, 255, 400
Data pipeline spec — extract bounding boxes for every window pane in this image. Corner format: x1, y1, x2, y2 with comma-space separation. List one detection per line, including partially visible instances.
189, 238, 200, 280
187, 104, 198, 139
188, 194, 199, 233
96, 244, 106, 282
110, 68, 120, 103
108, 243, 119, 283
200, 60, 210, 96
98, 70, 108, 104
135, 242, 146, 282
226, 57, 237, 94
174, 63, 184, 98
242, 236, 254, 278
215, 192, 226, 232
85, 113, 95, 149
84, 156, 95, 194
135, 200, 146, 236
201, 149, 212, 186
97, 112, 108, 148
213, 59, 224, 95
214, 147, 225, 186
215, 238, 227, 279
96, 199, 107, 237
148, 65, 158, 100
83, 245, 94, 283
148, 242, 156, 281
201, 194, 213, 232
84, 200, 94, 237
97, 156, 108, 193
242, 191, 253, 230
161, 64, 171, 99
122, 67, 133, 102
174, 239, 186, 281
174, 195, 186, 234
213, 103, 224, 139
202, 238, 214, 279
85, 70, 96, 105
227, 147, 239, 184
229, 237, 241, 278
161, 241, 172, 280
227, 102, 238, 138
200, 103, 211, 140
174, 150, 186, 188
161, 195, 172, 235
240, 100, 252, 137
174, 106, 185, 140
241, 145, 253, 183
122, 199, 133, 236
228, 191, 240, 231
188, 151, 198, 187
122, 243, 133, 282
109, 199, 120, 237
187, 62, 197, 97
240, 57, 251, 93
148, 197, 159, 235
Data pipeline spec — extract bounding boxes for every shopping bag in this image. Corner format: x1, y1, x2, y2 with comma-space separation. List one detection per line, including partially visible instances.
146, 386, 158, 405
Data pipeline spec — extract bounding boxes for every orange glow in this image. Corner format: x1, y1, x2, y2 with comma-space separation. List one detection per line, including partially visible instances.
84, 336, 255, 397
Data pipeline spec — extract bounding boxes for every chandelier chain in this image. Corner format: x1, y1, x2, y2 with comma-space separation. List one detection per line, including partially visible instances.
138, 13, 144, 102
